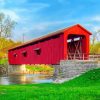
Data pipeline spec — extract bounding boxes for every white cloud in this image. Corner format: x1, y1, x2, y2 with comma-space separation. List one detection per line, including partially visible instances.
58, 0, 66, 3
92, 26, 100, 32
0, 0, 5, 6
56, 0, 69, 4
12, 20, 69, 41
28, 3, 50, 12
13, 19, 78, 41
91, 16, 100, 21
13, 3, 50, 14
0, 1, 50, 22
0, 0, 4, 3
0, 0, 27, 4
0, 9, 20, 21
33, 20, 76, 28
85, 23, 100, 31
30, 20, 69, 32
9, 0, 27, 4
0, 1, 51, 41
92, 26, 100, 41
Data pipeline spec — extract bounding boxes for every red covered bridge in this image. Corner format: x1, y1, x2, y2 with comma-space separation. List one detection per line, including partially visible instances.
8, 24, 91, 65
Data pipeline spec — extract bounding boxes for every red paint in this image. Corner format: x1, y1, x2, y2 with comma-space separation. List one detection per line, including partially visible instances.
8, 24, 91, 65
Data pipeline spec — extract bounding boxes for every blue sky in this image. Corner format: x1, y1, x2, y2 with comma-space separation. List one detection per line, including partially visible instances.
0, 0, 100, 41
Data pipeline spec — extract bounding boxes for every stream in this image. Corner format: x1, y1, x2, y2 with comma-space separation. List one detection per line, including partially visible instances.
0, 73, 53, 85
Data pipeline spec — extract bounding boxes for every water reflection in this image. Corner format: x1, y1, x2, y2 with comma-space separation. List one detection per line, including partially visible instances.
0, 74, 53, 85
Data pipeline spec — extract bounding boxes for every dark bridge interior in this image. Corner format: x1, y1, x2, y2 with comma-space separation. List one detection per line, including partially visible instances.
67, 34, 86, 60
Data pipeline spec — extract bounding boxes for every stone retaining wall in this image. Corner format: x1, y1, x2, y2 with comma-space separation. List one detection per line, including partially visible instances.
0, 64, 8, 74
8, 65, 53, 74
8, 64, 29, 74
53, 60, 99, 83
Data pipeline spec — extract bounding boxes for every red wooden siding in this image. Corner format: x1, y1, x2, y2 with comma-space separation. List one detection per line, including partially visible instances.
8, 34, 64, 65
8, 24, 91, 65
64, 25, 90, 60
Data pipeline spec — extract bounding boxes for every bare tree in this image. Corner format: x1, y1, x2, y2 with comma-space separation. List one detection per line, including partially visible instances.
0, 13, 16, 50
90, 30, 100, 54
92, 30, 100, 45
0, 13, 16, 38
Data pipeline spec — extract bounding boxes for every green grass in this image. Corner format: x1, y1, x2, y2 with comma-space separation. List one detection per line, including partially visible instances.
0, 68, 100, 100
0, 58, 8, 65
26, 64, 54, 72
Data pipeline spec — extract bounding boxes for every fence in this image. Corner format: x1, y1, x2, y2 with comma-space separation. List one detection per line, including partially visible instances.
66, 53, 100, 61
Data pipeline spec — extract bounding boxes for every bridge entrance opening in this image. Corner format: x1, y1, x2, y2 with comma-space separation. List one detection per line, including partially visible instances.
67, 34, 86, 60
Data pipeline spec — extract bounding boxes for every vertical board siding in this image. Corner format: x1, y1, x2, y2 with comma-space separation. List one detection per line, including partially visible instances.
8, 34, 64, 65
8, 25, 91, 65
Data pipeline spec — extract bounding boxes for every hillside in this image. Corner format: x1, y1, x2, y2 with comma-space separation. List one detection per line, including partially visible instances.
0, 68, 100, 100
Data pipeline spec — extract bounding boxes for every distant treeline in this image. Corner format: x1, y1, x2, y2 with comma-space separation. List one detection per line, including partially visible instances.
90, 42, 100, 54
0, 37, 22, 58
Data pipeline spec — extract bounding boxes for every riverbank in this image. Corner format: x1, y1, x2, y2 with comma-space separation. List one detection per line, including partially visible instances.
0, 65, 8, 75
0, 68, 100, 100
0, 62, 54, 75
0, 58, 8, 74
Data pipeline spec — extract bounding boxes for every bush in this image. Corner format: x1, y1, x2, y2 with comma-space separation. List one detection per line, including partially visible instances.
26, 64, 54, 72
90, 42, 100, 54
0, 58, 8, 65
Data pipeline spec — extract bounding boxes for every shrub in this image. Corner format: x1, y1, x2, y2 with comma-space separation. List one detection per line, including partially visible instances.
0, 58, 8, 65
25, 64, 54, 72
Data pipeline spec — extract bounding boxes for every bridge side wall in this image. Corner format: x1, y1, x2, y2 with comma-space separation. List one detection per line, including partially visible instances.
53, 60, 99, 83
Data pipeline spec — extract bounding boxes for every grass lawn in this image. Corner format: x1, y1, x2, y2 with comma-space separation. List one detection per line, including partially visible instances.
26, 64, 53, 72
0, 68, 100, 100
0, 58, 8, 65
